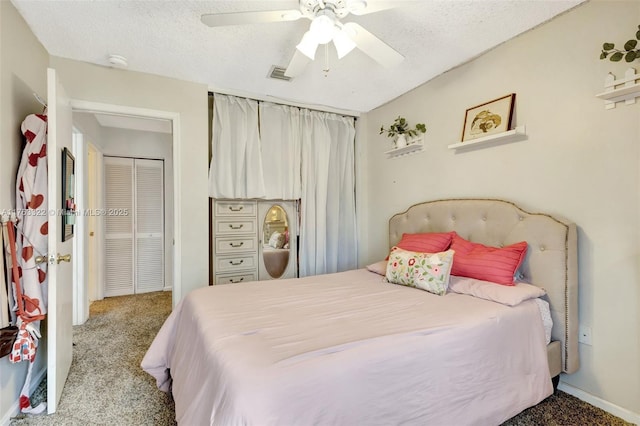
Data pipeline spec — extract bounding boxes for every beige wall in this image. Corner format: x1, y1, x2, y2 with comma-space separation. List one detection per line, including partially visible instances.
358, 0, 640, 416
49, 57, 210, 306
0, 1, 49, 421
2, 23, 208, 415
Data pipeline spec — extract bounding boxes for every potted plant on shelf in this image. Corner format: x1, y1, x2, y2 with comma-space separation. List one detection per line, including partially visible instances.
379, 116, 427, 149
600, 24, 640, 62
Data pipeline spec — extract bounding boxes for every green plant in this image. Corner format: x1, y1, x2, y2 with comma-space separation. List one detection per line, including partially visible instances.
600, 25, 640, 62
379, 116, 427, 138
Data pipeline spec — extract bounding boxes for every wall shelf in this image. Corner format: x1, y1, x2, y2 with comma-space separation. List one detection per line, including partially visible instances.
448, 125, 526, 150
385, 137, 424, 159
595, 68, 640, 109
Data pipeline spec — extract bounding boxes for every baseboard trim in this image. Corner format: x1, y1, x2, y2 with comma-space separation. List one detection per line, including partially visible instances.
558, 382, 640, 425
0, 364, 46, 426
162, 285, 172, 292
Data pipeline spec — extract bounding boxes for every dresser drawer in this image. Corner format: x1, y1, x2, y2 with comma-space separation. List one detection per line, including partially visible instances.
215, 272, 257, 285
215, 254, 258, 273
215, 200, 257, 217
215, 236, 257, 254
214, 218, 257, 235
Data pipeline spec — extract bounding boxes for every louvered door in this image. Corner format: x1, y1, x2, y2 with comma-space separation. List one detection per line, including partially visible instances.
104, 157, 135, 296
104, 157, 164, 296
134, 159, 164, 293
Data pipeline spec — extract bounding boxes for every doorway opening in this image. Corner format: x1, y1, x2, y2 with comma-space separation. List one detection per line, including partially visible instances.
69, 102, 180, 325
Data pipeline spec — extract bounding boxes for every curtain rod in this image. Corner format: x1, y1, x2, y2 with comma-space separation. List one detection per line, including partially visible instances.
208, 91, 360, 119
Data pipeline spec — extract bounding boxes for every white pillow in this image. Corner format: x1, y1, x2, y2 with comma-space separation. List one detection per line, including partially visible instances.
385, 247, 455, 296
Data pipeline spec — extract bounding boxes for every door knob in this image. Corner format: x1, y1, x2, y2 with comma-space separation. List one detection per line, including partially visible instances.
57, 253, 71, 264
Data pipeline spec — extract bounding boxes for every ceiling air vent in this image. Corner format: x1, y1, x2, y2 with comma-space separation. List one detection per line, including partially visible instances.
268, 66, 292, 82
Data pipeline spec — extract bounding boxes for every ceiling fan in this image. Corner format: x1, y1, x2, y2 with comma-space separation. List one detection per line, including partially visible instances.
201, 0, 410, 78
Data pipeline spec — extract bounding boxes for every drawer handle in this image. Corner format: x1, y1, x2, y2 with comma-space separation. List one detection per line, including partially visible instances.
228, 224, 244, 229
228, 206, 244, 212
229, 242, 244, 248
229, 260, 244, 266
229, 277, 244, 283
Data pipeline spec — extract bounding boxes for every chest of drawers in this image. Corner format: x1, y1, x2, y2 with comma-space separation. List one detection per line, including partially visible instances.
212, 200, 258, 285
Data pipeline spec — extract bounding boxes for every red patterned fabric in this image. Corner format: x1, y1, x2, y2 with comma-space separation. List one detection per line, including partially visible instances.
9, 322, 36, 363
450, 233, 527, 286
11, 112, 49, 415
16, 113, 49, 319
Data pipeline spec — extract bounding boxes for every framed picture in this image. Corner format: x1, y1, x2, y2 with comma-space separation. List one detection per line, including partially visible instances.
461, 93, 515, 142
61, 147, 75, 242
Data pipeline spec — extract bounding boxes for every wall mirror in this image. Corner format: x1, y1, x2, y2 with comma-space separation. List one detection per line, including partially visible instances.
261, 205, 290, 279
61, 147, 75, 242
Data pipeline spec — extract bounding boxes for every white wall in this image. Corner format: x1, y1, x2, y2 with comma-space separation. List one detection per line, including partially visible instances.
0, 2, 49, 422
358, 0, 639, 417
48, 57, 209, 306
73, 111, 103, 150
73, 112, 104, 309
100, 126, 174, 291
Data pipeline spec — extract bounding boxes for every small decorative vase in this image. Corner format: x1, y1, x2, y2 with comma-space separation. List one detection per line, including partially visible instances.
395, 134, 407, 149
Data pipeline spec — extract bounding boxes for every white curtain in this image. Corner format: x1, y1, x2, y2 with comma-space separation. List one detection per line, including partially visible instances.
299, 110, 357, 277
258, 102, 301, 200
208, 95, 265, 199
208, 94, 358, 277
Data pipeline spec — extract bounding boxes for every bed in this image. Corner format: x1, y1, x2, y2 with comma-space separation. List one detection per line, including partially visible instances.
142, 198, 578, 425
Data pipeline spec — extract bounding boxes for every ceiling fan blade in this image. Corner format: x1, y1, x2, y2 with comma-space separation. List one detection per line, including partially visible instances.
348, 1, 419, 16
342, 22, 404, 68
201, 9, 302, 27
284, 50, 312, 78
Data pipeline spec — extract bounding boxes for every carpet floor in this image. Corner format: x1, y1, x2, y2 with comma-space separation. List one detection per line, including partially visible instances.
8, 291, 635, 426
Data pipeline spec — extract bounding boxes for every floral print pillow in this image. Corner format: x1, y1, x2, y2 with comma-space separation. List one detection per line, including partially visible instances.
268, 231, 286, 249
385, 247, 455, 296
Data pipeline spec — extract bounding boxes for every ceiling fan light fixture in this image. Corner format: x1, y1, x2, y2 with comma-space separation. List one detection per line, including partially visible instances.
333, 29, 357, 58
310, 14, 337, 44
296, 31, 319, 60
348, 0, 367, 13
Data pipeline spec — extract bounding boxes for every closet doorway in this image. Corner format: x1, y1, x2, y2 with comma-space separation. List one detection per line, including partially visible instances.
104, 156, 165, 296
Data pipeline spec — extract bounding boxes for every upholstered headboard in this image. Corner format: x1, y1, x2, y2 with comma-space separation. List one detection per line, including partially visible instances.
388, 199, 579, 374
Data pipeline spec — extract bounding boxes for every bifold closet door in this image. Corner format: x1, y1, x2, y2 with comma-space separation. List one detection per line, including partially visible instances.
104, 157, 135, 297
134, 159, 164, 293
104, 157, 164, 297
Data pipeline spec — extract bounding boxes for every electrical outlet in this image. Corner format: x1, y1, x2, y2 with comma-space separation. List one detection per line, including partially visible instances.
578, 325, 592, 345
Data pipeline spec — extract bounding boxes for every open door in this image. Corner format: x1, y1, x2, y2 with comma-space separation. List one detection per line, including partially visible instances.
46, 67, 74, 414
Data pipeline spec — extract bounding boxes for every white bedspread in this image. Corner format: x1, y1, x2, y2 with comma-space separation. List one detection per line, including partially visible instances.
142, 269, 552, 425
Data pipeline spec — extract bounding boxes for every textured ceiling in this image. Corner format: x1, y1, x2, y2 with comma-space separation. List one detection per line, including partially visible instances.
12, 0, 584, 113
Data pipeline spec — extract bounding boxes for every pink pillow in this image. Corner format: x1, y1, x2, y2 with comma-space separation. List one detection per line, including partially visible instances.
366, 260, 388, 276
449, 233, 527, 286
448, 276, 545, 306
386, 232, 454, 260
397, 232, 454, 253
